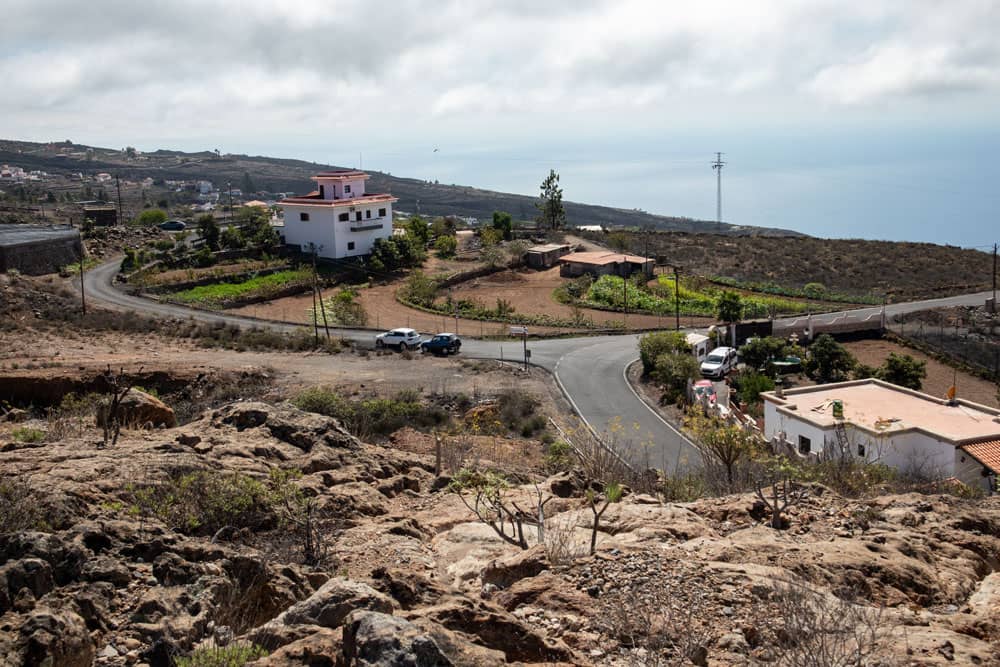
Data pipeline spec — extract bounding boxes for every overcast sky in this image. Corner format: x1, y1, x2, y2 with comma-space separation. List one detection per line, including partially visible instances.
3, 1, 999, 240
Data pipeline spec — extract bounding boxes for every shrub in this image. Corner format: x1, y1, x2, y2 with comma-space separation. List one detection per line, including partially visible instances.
398, 271, 438, 308
128, 470, 273, 535
875, 353, 926, 390
802, 281, 827, 299
434, 234, 457, 258
174, 644, 268, 667
543, 440, 574, 473
11, 427, 45, 443
730, 370, 776, 406
0, 476, 48, 532
135, 209, 168, 227
652, 352, 700, 404
496, 390, 543, 435
638, 331, 690, 375
804, 334, 856, 384
292, 387, 448, 440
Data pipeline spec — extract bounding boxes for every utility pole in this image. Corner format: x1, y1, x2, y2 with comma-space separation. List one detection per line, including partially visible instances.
992, 243, 997, 312
78, 229, 86, 316
114, 174, 123, 226
622, 259, 628, 330
673, 266, 680, 331
227, 181, 233, 224
711, 152, 725, 227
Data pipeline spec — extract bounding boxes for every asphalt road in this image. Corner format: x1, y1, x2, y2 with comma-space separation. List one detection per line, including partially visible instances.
81, 260, 996, 473
83, 260, 698, 471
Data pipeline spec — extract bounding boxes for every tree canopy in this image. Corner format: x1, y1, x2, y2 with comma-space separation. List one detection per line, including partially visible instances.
716, 291, 742, 323
876, 353, 927, 390
536, 169, 566, 231
804, 334, 856, 384
491, 211, 513, 241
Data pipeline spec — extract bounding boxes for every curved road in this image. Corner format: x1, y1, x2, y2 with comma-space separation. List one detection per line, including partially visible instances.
83, 260, 697, 471
82, 260, 995, 472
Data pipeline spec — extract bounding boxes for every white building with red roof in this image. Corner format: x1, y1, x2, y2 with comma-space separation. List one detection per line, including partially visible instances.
277, 170, 397, 260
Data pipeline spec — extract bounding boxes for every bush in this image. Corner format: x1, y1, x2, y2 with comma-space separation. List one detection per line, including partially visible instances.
0, 477, 48, 532
497, 390, 543, 435
730, 370, 776, 406
804, 334, 856, 384
652, 352, 700, 404
135, 209, 168, 227
11, 427, 45, 443
434, 234, 457, 258
875, 353, 926, 390
128, 470, 273, 535
293, 387, 448, 440
638, 331, 690, 375
544, 440, 574, 473
398, 271, 438, 308
175, 644, 268, 667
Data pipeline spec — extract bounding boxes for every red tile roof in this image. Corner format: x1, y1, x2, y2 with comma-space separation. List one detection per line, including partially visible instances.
559, 251, 652, 266
961, 440, 1000, 474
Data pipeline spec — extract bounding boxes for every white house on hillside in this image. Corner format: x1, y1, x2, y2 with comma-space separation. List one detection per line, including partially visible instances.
277, 170, 397, 260
761, 379, 1000, 493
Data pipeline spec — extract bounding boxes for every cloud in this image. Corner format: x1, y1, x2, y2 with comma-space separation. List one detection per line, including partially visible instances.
1, 0, 998, 149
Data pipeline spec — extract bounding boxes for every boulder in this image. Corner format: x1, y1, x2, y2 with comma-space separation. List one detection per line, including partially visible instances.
213, 401, 361, 452
19, 608, 96, 667
482, 544, 549, 589
0, 531, 88, 585
342, 611, 452, 666
251, 578, 394, 650
96, 388, 177, 428
0, 558, 54, 611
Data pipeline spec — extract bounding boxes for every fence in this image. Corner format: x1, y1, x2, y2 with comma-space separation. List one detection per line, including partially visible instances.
887, 318, 1000, 381
773, 308, 886, 339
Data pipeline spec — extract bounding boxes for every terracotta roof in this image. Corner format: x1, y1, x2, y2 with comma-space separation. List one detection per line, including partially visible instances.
558, 251, 652, 266
961, 440, 1000, 474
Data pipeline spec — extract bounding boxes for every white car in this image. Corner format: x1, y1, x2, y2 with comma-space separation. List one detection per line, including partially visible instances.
700, 346, 737, 379
375, 327, 422, 350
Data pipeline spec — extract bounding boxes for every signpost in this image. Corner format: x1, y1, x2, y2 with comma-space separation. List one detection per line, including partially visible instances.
510, 326, 529, 371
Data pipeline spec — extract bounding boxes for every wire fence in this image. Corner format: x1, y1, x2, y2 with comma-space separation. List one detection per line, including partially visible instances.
886, 318, 1000, 381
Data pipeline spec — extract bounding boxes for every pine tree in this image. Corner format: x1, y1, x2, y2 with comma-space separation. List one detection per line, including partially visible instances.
536, 169, 566, 231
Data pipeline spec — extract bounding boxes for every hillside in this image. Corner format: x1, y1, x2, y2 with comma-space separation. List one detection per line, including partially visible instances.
0, 138, 800, 236
591, 229, 995, 301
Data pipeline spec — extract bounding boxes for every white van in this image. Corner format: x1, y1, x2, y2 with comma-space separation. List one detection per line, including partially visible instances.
685, 333, 710, 364
700, 346, 737, 379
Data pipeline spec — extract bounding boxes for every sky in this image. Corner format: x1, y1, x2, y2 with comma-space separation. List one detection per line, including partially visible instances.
2, 0, 999, 245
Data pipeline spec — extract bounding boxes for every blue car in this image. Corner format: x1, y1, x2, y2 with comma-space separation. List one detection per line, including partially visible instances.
421, 333, 461, 356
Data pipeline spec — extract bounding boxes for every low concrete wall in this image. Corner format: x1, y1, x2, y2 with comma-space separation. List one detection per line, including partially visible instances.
0, 235, 82, 275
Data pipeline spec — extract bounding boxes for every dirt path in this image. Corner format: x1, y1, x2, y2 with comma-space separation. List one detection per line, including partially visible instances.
843, 338, 999, 407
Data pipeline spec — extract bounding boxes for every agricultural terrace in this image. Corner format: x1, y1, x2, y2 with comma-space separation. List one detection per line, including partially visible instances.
165, 269, 313, 309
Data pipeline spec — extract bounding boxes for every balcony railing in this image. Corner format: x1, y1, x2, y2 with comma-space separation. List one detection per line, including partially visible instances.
349, 221, 385, 232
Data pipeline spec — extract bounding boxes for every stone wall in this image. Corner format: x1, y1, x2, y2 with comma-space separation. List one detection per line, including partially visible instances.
0, 235, 82, 275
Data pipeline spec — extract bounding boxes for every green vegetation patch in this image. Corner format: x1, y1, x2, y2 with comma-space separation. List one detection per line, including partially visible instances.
293, 387, 448, 440
585, 274, 820, 318
166, 269, 312, 308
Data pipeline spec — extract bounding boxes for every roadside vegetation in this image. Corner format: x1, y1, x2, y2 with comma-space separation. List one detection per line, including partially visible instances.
582, 274, 821, 319
166, 269, 313, 308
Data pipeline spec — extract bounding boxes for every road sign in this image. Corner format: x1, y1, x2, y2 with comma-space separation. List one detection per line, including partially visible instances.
510, 326, 528, 335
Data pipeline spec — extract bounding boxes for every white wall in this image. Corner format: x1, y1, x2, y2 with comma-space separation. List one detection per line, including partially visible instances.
280, 202, 392, 259
953, 450, 995, 493
764, 401, 963, 478
315, 177, 366, 200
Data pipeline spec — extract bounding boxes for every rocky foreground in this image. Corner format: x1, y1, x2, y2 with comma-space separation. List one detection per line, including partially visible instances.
1, 401, 999, 666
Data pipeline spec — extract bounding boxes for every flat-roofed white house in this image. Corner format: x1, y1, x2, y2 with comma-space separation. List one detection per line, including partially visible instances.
277, 170, 397, 260
762, 379, 1000, 493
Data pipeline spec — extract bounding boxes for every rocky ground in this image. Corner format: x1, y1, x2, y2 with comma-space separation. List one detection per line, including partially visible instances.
1, 397, 998, 666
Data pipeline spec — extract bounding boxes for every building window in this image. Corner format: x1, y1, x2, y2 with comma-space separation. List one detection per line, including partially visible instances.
355, 211, 362, 222
338, 212, 349, 222
857, 443, 866, 457
348, 242, 355, 251
366, 209, 372, 219
299, 212, 309, 221
378, 208, 387, 217
344, 184, 352, 194
319, 185, 325, 198
798, 435, 811, 454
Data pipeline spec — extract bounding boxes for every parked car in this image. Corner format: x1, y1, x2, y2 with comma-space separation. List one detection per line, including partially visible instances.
700, 346, 737, 379
158, 220, 187, 231
692, 379, 718, 405
375, 327, 422, 350
421, 333, 461, 356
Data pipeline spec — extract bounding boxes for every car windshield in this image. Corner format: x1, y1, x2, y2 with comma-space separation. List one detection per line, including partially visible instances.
706, 354, 725, 363
433, 335, 448, 342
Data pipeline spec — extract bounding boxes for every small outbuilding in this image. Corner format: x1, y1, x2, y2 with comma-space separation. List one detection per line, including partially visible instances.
80, 202, 117, 226
558, 251, 654, 279
525, 243, 571, 269
0, 224, 82, 275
